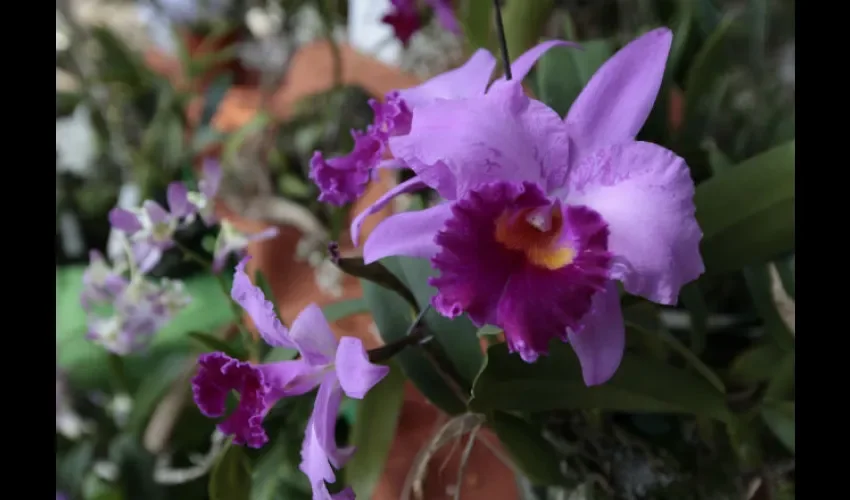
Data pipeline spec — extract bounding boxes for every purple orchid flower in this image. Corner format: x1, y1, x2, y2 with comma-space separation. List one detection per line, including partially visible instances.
191, 257, 388, 498
185, 158, 223, 227
352, 29, 704, 386
212, 220, 279, 273
81, 250, 129, 309
108, 181, 196, 273
86, 276, 191, 355
309, 40, 573, 208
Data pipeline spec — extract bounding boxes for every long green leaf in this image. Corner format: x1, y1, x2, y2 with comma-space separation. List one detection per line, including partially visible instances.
471, 343, 730, 421
344, 362, 406, 498
502, 0, 556, 78
210, 443, 252, 500
361, 267, 466, 415
459, 0, 493, 53
761, 401, 795, 454
695, 140, 795, 274
322, 298, 368, 322
536, 40, 614, 117
395, 256, 484, 386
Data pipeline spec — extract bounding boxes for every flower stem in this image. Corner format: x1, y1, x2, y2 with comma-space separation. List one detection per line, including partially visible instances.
493, 0, 512, 80
368, 305, 433, 363
107, 353, 130, 395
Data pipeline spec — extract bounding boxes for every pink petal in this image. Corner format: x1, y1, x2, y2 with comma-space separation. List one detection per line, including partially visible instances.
363, 203, 453, 264
567, 141, 703, 304
495, 40, 579, 84
396, 49, 496, 109
167, 182, 192, 217
288, 303, 339, 366
350, 176, 428, 246
109, 208, 142, 234
390, 82, 569, 199
567, 282, 625, 386
565, 28, 672, 156
313, 375, 355, 468
335, 337, 390, 399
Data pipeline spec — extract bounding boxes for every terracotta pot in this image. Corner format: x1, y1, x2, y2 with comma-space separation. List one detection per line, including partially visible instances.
149, 40, 519, 500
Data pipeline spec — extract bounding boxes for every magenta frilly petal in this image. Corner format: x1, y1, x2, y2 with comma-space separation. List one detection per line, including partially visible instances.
567, 282, 625, 386
192, 352, 270, 448
309, 131, 383, 206
567, 141, 703, 304
430, 181, 612, 362
363, 203, 453, 264
565, 28, 672, 156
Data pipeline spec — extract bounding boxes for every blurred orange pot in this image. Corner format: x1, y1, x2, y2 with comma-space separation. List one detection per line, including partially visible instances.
149, 40, 520, 500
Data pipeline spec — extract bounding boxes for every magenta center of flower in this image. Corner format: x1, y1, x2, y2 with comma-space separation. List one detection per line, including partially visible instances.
494, 205, 576, 270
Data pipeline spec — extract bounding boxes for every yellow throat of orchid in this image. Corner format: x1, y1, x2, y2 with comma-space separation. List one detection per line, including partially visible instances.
494, 206, 576, 270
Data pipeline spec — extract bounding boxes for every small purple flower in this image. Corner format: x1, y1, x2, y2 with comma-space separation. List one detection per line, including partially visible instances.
81, 250, 129, 308
212, 220, 279, 273
185, 158, 223, 227
56, 492, 69, 500
85, 276, 191, 355
192, 257, 388, 496
310, 40, 572, 210
109, 181, 194, 273
355, 29, 704, 386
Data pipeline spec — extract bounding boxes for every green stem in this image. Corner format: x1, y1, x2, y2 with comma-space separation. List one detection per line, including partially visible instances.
107, 353, 130, 394
368, 305, 433, 363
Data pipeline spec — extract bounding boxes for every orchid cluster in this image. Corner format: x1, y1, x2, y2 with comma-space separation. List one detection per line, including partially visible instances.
82, 159, 277, 355
192, 258, 387, 499
382, 0, 460, 45
309, 29, 704, 386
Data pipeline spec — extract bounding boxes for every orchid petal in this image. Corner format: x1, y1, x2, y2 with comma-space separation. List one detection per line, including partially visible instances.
565, 28, 672, 156
566, 141, 703, 304
363, 203, 452, 264
350, 176, 427, 246
567, 282, 625, 386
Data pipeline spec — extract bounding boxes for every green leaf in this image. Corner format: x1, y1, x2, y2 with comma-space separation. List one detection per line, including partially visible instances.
90, 26, 150, 89
395, 256, 484, 385
678, 283, 710, 355
361, 271, 466, 415
666, 0, 695, 81
536, 40, 614, 117
251, 438, 310, 500
683, 10, 743, 124
742, 264, 794, 348
58, 441, 95, 495
322, 298, 368, 322
471, 343, 730, 421
764, 350, 795, 402
727, 342, 788, 384
335, 257, 418, 309
189, 331, 248, 360
192, 126, 227, 155
502, 0, 556, 78
459, 0, 493, 52
344, 362, 406, 498
695, 140, 795, 274
761, 401, 795, 454
126, 354, 192, 436
210, 443, 253, 500
489, 412, 566, 486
